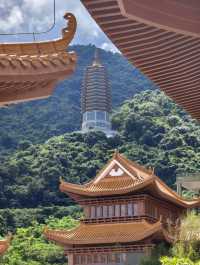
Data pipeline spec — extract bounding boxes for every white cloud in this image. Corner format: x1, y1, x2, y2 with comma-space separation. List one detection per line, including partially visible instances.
0, 5, 24, 31
0, 0, 118, 52
101, 42, 119, 53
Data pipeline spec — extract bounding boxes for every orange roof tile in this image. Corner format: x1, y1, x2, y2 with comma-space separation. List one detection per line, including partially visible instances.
60, 152, 200, 208
44, 220, 172, 246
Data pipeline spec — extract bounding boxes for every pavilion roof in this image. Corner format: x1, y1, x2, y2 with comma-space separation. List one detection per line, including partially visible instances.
81, 0, 200, 121
44, 219, 172, 246
0, 13, 77, 106
60, 152, 200, 208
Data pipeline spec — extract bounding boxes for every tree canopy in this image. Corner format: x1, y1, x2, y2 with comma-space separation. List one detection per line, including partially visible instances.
0, 90, 199, 212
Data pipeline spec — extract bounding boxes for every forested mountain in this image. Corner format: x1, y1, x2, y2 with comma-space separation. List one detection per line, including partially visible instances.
1, 89, 200, 265
0, 45, 155, 155
0, 90, 199, 212
1, 45, 200, 265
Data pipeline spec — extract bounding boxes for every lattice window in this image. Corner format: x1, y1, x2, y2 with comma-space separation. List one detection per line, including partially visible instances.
91, 206, 96, 218
115, 204, 120, 217
103, 205, 108, 217
121, 204, 127, 216
128, 203, 133, 216
108, 205, 114, 217
96, 206, 102, 218
134, 203, 139, 216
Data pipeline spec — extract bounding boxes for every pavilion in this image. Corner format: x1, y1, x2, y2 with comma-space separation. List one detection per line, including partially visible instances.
44, 152, 200, 265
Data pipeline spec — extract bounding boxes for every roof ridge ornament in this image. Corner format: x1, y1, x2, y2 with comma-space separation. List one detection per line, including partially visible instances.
62, 13, 77, 44
113, 149, 119, 159
0, 12, 77, 106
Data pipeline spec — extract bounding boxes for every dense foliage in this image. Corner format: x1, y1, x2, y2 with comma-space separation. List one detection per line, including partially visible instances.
0, 91, 199, 213
0, 45, 155, 155
140, 214, 200, 265
160, 213, 200, 265
0, 206, 81, 234
160, 257, 200, 265
112, 91, 200, 184
1, 216, 78, 265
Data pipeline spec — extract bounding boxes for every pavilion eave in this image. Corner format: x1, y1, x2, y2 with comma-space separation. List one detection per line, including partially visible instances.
0, 13, 77, 106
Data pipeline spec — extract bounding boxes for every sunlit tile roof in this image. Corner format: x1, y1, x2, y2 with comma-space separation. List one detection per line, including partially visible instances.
60, 151, 200, 208
44, 219, 172, 245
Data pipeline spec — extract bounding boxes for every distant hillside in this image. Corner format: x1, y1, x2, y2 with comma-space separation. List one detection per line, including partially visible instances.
0, 90, 199, 209
0, 45, 155, 154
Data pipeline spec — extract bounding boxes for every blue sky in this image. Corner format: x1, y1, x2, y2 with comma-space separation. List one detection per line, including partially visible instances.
0, 0, 118, 52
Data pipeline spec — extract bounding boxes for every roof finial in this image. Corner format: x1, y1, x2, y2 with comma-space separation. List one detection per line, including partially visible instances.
113, 149, 119, 159
92, 47, 101, 66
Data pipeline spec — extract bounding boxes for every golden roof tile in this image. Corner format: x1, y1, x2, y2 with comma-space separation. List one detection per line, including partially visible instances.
44, 220, 172, 245
60, 152, 200, 208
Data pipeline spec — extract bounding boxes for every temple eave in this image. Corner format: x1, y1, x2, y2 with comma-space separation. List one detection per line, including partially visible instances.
0, 52, 77, 106
44, 220, 172, 246
59, 178, 200, 209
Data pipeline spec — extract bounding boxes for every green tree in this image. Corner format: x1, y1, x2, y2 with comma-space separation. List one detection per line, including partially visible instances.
1, 216, 78, 265
160, 213, 200, 265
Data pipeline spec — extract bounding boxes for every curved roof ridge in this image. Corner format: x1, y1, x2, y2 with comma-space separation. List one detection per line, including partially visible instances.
59, 174, 155, 197
0, 13, 77, 106
0, 13, 76, 55
59, 152, 200, 208
117, 152, 155, 177
154, 176, 200, 206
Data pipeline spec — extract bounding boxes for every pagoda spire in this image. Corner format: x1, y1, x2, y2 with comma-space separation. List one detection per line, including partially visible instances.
81, 47, 115, 137
113, 149, 119, 159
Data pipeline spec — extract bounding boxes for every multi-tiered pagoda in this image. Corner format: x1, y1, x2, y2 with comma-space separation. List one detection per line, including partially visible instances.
45, 152, 200, 265
81, 49, 114, 137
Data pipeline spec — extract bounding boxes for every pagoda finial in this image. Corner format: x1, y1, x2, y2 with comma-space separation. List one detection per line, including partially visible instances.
92, 47, 101, 66
113, 149, 119, 159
